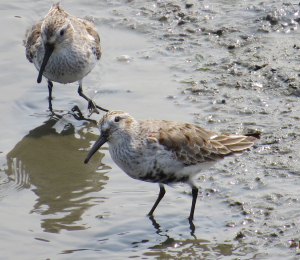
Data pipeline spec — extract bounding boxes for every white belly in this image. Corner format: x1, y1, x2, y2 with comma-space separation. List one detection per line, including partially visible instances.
33, 43, 97, 84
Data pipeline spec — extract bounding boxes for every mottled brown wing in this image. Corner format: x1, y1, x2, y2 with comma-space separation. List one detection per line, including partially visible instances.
85, 22, 101, 60
211, 133, 259, 154
142, 120, 259, 166
25, 20, 43, 62
72, 17, 101, 60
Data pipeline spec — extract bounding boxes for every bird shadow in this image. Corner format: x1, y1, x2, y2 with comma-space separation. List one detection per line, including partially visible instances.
4, 104, 108, 233
149, 215, 197, 238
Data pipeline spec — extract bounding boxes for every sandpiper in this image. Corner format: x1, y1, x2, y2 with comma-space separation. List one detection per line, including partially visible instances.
25, 2, 107, 114
84, 110, 260, 220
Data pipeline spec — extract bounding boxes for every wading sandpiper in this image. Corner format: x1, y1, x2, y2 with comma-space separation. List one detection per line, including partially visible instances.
84, 110, 260, 220
25, 2, 107, 114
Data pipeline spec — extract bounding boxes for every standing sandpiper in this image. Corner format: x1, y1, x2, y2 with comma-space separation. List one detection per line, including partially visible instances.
84, 110, 260, 220
25, 2, 107, 114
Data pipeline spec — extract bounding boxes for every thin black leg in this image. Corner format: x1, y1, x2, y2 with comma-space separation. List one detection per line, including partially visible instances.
47, 80, 53, 111
77, 80, 108, 114
148, 215, 161, 234
147, 184, 165, 216
189, 218, 196, 236
188, 186, 198, 220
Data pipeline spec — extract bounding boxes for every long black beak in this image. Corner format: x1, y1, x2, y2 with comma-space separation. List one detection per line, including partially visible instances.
37, 43, 55, 83
84, 133, 108, 164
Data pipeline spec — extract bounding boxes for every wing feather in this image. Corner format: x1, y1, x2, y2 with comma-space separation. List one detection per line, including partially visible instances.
142, 119, 260, 166
25, 20, 43, 62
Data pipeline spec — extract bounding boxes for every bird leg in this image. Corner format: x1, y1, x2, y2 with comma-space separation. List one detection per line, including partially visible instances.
47, 80, 53, 112
148, 183, 166, 216
148, 215, 161, 234
189, 186, 198, 220
189, 218, 196, 235
77, 80, 108, 115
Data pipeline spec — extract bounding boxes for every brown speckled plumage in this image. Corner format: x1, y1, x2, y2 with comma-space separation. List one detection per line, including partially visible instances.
85, 111, 260, 219
25, 2, 105, 114
140, 120, 257, 165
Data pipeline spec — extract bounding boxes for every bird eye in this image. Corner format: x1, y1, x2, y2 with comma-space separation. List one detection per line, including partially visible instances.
60, 30, 64, 36
114, 116, 120, 122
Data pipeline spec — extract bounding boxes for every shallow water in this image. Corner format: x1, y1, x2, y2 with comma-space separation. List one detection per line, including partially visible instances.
1, 0, 300, 259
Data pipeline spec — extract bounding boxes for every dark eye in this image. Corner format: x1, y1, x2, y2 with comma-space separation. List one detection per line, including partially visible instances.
114, 116, 120, 122
60, 30, 64, 36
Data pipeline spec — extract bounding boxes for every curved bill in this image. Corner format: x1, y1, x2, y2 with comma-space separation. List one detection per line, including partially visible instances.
37, 43, 55, 83
84, 134, 108, 164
